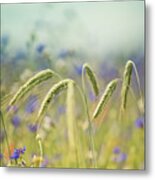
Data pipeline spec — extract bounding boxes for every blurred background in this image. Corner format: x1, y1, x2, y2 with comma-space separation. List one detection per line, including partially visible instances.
1, 1, 144, 92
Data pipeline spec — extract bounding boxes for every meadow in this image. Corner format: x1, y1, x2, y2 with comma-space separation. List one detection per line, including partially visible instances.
0, 2, 144, 169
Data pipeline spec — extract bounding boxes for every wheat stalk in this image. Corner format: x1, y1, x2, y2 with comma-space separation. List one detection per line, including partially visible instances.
66, 81, 75, 150
37, 79, 74, 123
121, 60, 133, 110
9, 69, 60, 106
93, 79, 118, 119
83, 63, 99, 96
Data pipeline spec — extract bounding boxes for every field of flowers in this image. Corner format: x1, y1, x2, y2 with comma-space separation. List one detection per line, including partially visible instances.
0, 2, 144, 169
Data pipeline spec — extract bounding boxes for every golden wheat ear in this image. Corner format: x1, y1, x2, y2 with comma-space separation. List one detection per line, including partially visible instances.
82, 63, 99, 97
121, 60, 133, 110
93, 79, 118, 119
9, 69, 59, 106
36, 79, 74, 123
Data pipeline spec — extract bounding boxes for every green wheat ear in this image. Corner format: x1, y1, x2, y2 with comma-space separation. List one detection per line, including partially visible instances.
37, 79, 74, 124
93, 79, 118, 119
83, 63, 99, 96
9, 69, 59, 106
121, 60, 133, 110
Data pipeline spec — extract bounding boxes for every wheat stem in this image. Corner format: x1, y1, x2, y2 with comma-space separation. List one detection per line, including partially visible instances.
81, 66, 97, 168
36, 134, 43, 167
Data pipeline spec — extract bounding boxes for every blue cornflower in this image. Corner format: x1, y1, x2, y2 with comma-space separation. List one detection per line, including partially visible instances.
10, 149, 20, 160
28, 124, 38, 133
20, 146, 26, 154
11, 115, 21, 128
36, 44, 45, 53
10, 147, 26, 160
117, 153, 127, 163
135, 117, 144, 129
113, 147, 121, 154
14, 50, 26, 61
0, 153, 3, 160
74, 64, 83, 76
1, 34, 9, 46
58, 49, 69, 59
25, 95, 38, 114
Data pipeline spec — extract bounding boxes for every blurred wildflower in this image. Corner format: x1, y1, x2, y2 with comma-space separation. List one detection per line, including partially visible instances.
20, 146, 26, 154
1, 34, 9, 46
117, 153, 127, 163
0, 153, 3, 160
36, 43, 45, 53
10, 147, 26, 160
113, 147, 121, 154
89, 91, 96, 102
11, 115, 21, 128
25, 95, 38, 114
58, 105, 66, 114
28, 123, 38, 133
135, 117, 144, 129
58, 49, 69, 59
7, 105, 18, 113
74, 64, 83, 75
40, 157, 49, 167
13, 50, 27, 61
99, 61, 118, 81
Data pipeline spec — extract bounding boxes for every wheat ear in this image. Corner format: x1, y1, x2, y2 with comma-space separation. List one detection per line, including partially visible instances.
83, 63, 99, 96
37, 79, 74, 123
93, 79, 118, 119
121, 60, 133, 110
9, 69, 60, 106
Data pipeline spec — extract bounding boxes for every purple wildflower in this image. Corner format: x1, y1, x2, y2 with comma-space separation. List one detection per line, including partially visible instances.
89, 91, 96, 102
10, 147, 26, 160
113, 147, 121, 154
40, 157, 49, 167
0, 153, 3, 160
11, 115, 21, 128
135, 117, 144, 129
28, 124, 38, 133
10, 149, 20, 160
20, 146, 26, 154
25, 95, 38, 114
117, 153, 127, 163
74, 64, 83, 76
